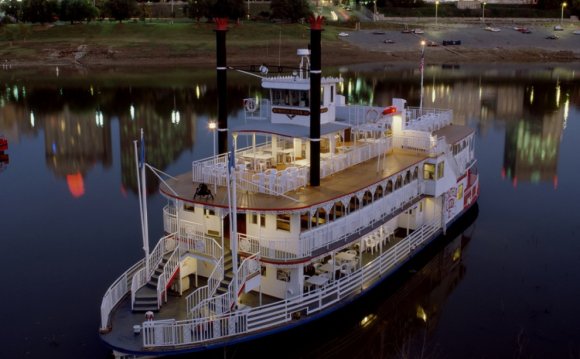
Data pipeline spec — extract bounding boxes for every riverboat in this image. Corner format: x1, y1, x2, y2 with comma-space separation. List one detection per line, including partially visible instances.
99, 17, 479, 358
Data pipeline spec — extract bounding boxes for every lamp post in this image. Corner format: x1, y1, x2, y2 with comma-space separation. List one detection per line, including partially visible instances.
560, 2, 567, 26
482, 2, 486, 24
420, 41, 425, 116
209, 120, 217, 192
435, 1, 439, 28
17, 0, 23, 22
247, 0, 250, 20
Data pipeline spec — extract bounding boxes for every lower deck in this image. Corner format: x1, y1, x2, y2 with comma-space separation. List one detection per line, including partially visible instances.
101, 222, 434, 354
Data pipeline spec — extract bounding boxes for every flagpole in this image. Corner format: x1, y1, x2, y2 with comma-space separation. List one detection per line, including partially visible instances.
228, 151, 239, 309
140, 129, 150, 279
134, 140, 149, 278
419, 41, 426, 117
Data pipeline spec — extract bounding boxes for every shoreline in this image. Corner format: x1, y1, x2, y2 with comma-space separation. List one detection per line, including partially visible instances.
1, 22, 579, 69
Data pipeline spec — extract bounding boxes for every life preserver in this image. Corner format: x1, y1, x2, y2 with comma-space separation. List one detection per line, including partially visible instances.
244, 98, 258, 112
366, 108, 380, 123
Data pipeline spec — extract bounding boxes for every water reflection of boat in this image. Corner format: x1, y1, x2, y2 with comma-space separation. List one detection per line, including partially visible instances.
0, 135, 9, 173
99, 17, 480, 358
0, 135, 7, 152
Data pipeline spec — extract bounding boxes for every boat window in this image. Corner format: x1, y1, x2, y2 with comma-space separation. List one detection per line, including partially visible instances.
276, 214, 291, 232
330, 201, 345, 220
260, 214, 266, 227
457, 184, 464, 200
423, 163, 436, 180
204, 208, 215, 216
312, 208, 326, 227
349, 196, 360, 212
320, 86, 324, 105
300, 211, 311, 231
386, 180, 393, 194
395, 175, 402, 189
374, 185, 383, 200
330, 86, 334, 103
437, 162, 445, 179
412, 166, 419, 180
184, 203, 195, 212
404, 170, 411, 185
362, 190, 373, 206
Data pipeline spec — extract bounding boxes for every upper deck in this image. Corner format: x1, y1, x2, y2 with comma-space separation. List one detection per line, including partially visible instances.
162, 149, 426, 212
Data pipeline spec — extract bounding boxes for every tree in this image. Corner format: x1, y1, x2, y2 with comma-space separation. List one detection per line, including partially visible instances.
104, 0, 137, 22
0, 0, 20, 21
270, 0, 311, 22
22, 0, 59, 23
59, 0, 98, 23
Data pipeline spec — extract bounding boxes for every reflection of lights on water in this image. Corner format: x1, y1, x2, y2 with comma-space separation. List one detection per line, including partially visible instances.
431, 87, 436, 103
359, 314, 376, 328
563, 97, 569, 130
52, 142, 57, 154
12, 86, 18, 101
22, 86, 26, 99
76, 123, 81, 135
56, 66, 59, 77
130, 105, 135, 120
478, 86, 482, 100
555, 82, 560, 107
195, 85, 201, 99
529, 87, 534, 105
171, 110, 180, 125
30, 112, 35, 128
452, 247, 461, 261
416, 306, 427, 322
95, 111, 104, 127
90, 85, 94, 96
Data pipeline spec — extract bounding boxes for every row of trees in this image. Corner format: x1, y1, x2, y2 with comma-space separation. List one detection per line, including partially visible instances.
0, 0, 141, 23
0, 0, 312, 24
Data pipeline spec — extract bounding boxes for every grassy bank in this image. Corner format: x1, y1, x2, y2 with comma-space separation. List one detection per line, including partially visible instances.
0, 21, 345, 65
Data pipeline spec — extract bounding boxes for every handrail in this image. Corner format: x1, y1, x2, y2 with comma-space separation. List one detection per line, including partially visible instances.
142, 220, 441, 348
156, 248, 180, 309
186, 257, 224, 315
99, 259, 144, 331
130, 268, 147, 311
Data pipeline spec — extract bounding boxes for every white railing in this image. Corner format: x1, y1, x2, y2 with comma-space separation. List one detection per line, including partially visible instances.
236, 180, 421, 262
406, 107, 453, 131
130, 267, 147, 311
237, 252, 261, 295
186, 257, 224, 315
142, 220, 441, 348
335, 104, 389, 125
156, 248, 180, 308
178, 221, 223, 260
238, 233, 304, 261
244, 98, 272, 121
99, 259, 144, 331
163, 205, 178, 233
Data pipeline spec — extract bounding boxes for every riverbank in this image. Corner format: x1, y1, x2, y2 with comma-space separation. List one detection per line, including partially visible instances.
0, 21, 578, 68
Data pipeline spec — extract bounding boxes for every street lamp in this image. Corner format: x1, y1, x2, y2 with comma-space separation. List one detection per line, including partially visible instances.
561, 2, 567, 26
435, 1, 439, 28
482, 2, 486, 24
209, 120, 217, 193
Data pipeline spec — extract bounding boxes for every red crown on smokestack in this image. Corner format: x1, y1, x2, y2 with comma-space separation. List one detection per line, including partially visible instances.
309, 15, 324, 30
215, 18, 228, 31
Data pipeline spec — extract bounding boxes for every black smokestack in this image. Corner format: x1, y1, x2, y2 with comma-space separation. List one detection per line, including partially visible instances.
215, 18, 228, 155
309, 16, 323, 187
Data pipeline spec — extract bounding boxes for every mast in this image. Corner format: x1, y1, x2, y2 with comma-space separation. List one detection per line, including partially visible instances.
309, 16, 323, 187
215, 18, 229, 155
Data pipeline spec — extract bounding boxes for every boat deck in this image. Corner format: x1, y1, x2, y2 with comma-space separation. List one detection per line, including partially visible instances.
162, 150, 427, 211
101, 229, 412, 353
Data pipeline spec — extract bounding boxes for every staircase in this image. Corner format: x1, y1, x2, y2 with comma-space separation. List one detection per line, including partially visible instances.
132, 251, 174, 312
215, 250, 234, 296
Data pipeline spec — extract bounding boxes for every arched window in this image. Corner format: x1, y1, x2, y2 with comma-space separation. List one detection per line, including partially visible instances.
386, 180, 393, 194
412, 166, 419, 180
395, 175, 403, 189
404, 170, 411, 185
349, 196, 360, 213
312, 208, 326, 227
330, 201, 345, 220
374, 185, 384, 200
362, 190, 373, 206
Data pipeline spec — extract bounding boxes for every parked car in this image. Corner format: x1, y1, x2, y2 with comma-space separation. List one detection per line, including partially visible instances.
338, 32, 350, 37
554, 25, 563, 31
442, 40, 462, 46
413, 29, 424, 34
384, 39, 395, 44
426, 41, 438, 47
546, 34, 559, 40
372, 31, 386, 35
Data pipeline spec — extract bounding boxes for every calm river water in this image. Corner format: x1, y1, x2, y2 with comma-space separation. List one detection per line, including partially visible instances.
0, 64, 579, 359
